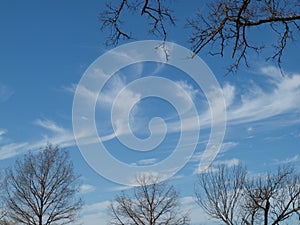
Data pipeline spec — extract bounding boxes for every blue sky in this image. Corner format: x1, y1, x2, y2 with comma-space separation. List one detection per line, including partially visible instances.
1, 1, 300, 224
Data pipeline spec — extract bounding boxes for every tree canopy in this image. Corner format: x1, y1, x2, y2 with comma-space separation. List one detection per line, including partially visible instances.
195, 164, 300, 225
1, 144, 82, 225
109, 174, 190, 225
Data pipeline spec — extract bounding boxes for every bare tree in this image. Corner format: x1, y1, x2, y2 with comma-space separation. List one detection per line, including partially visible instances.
109, 174, 190, 225
100, 0, 300, 73
2, 144, 82, 225
0, 172, 9, 225
0, 205, 6, 225
243, 166, 300, 225
195, 164, 247, 225
195, 164, 300, 225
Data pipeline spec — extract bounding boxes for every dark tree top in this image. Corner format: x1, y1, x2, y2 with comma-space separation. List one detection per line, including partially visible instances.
100, 0, 300, 73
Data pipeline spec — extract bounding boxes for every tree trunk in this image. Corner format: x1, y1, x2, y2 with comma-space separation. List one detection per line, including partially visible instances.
264, 200, 270, 225
39, 215, 42, 225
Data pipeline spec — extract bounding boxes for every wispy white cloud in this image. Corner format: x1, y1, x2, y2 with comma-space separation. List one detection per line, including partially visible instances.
0, 84, 14, 103
274, 155, 300, 164
105, 77, 142, 136
260, 65, 283, 79
109, 184, 134, 192
216, 158, 241, 167
0, 117, 117, 161
79, 201, 111, 225
0, 142, 29, 160
67, 83, 98, 105
222, 83, 235, 107
194, 158, 241, 174
166, 66, 300, 134
219, 141, 238, 153
70, 65, 300, 150
68, 75, 142, 138
190, 142, 238, 163
0, 129, 6, 141
79, 184, 96, 194
32, 119, 76, 148
2, 66, 299, 169
175, 80, 199, 110
227, 67, 300, 125
193, 142, 239, 170
0, 129, 6, 136
35, 119, 67, 134
0, 119, 75, 161
137, 158, 158, 165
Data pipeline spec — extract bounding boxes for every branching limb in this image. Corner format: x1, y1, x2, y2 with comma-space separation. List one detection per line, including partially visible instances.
187, 0, 300, 73
100, 0, 175, 45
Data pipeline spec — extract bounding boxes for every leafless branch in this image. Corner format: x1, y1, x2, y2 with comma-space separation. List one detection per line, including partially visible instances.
100, 0, 175, 46
195, 164, 246, 225
196, 163, 300, 225
100, 0, 300, 74
2, 144, 82, 225
187, 0, 300, 73
109, 174, 190, 225
244, 165, 300, 225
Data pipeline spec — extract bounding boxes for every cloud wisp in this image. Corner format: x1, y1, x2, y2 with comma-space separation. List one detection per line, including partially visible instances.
0, 119, 75, 160
79, 184, 96, 194
274, 155, 300, 165
166, 66, 300, 133
1, 66, 299, 167
226, 67, 300, 126
0, 84, 14, 103
0, 129, 7, 141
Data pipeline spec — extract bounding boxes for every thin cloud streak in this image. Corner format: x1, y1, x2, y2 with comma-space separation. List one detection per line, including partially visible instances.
0, 142, 29, 160
1, 66, 299, 162
274, 155, 300, 164
0, 83, 14, 103
79, 184, 96, 194
34, 119, 67, 134
194, 158, 241, 174
71, 65, 300, 141
0, 129, 6, 136
0, 129, 7, 141
0, 119, 110, 161
167, 66, 300, 132
78, 201, 111, 225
